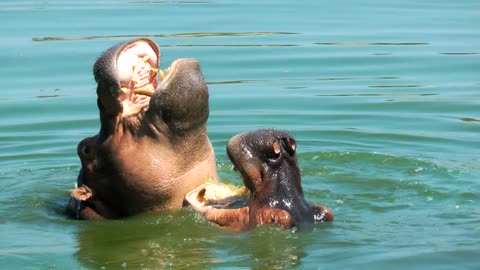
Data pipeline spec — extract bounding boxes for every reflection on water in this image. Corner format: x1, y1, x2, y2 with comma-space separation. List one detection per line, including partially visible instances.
316, 93, 437, 97
35, 88, 62, 99
439, 52, 479, 56
0, 7, 46, 11
36, 95, 61, 99
208, 76, 400, 85
461, 117, 480, 123
315, 42, 429, 46
128, 0, 213, 3
74, 210, 313, 269
158, 44, 299, 47
368, 85, 425, 88
75, 211, 218, 269
32, 32, 298, 42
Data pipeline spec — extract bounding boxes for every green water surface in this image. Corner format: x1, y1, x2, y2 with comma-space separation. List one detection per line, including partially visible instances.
0, 0, 479, 269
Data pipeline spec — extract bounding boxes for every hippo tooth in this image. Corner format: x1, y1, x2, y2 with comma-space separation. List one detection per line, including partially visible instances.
133, 88, 154, 97
150, 68, 158, 73
142, 55, 150, 62
159, 69, 165, 80
196, 188, 207, 203
121, 87, 129, 93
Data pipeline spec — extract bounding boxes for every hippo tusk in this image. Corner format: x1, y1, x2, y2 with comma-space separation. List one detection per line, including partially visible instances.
159, 67, 172, 81
133, 89, 154, 97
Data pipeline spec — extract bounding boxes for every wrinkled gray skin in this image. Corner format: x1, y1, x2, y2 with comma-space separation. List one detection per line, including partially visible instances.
67, 38, 218, 219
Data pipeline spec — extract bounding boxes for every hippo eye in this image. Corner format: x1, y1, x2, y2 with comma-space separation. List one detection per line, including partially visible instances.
272, 141, 281, 155
289, 138, 296, 152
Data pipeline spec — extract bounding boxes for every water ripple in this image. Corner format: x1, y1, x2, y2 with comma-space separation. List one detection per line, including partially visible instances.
316, 42, 429, 46
32, 32, 298, 42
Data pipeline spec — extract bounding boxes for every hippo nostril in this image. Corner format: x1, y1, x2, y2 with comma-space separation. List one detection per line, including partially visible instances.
82, 145, 90, 156
79, 145, 91, 159
78, 140, 95, 160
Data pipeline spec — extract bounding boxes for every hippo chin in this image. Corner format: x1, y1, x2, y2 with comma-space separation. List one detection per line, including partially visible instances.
67, 38, 218, 220
186, 129, 333, 232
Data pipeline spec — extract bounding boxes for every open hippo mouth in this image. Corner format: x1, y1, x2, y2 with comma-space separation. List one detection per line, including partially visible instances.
95, 38, 207, 125
68, 38, 217, 219
115, 39, 160, 117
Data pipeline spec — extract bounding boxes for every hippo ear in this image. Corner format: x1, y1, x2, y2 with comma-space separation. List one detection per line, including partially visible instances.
289, 138, 296, 152
282, 137, 296, 156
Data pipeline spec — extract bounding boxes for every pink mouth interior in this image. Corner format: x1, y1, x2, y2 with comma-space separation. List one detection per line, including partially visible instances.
116, 41, 159, 117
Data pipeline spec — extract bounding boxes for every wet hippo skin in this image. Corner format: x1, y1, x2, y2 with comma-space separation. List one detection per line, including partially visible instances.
67, 38, 218, 219
186, 129, 333, 232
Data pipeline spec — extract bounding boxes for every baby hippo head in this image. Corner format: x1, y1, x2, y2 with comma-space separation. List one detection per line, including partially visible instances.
227, 129, 300, 196
227, 129, 333, 224
186, 129, 333, 232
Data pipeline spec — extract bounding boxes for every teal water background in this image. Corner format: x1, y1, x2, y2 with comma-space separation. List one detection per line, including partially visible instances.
1, 0, 479, 269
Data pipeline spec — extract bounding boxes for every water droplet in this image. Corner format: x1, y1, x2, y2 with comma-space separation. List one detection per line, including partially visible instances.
414, 167, 424, 173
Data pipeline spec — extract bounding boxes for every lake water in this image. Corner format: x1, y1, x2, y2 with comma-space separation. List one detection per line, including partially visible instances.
1, 0, 479, 269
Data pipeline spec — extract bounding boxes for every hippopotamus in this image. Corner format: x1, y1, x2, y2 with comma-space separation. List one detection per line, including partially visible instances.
67, 38, 218, 219
186, 129, 333, 232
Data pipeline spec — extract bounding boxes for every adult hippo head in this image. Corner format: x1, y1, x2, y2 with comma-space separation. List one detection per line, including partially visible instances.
67, 38, 218, 219
186, 129, 333, 232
